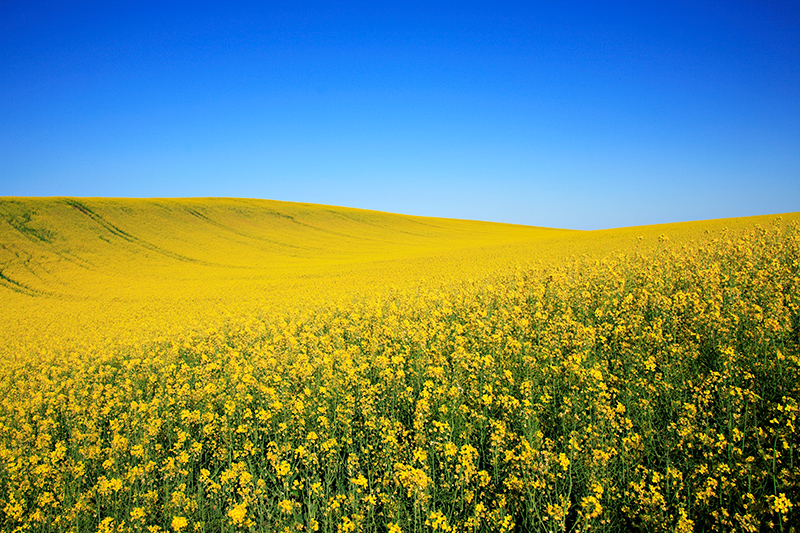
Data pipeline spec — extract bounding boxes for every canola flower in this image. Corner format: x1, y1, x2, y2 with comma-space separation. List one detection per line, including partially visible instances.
0, 199, 798, 532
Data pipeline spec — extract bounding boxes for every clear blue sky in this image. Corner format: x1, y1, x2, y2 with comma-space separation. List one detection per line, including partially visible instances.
2, 1, 798, 229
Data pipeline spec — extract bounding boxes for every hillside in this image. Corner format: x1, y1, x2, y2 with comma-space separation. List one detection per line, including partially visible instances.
1, 198, 797, 359
0, 197, 574, 356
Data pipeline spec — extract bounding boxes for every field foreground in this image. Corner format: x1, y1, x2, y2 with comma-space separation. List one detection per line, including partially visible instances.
1, 198, 799, 532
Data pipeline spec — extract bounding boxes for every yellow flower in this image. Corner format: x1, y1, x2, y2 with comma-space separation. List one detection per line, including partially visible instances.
171, 516, 188, 533
278, 499, 294, 514
98, 517, 117, 533
351, 474, 368, 488
773, 493, 793, 514
675, 507, 694, 533
426, 510, 451, 531
276, 460, 291, 477
387, 523, 402, 533
443, 442, 458, 458
228, 502, 247, 525
580, 495, 602, 519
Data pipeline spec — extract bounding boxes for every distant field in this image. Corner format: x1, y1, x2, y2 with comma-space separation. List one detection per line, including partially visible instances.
1, 197, 791, 358
0, 197, 574, 356
1, 198, 798, 532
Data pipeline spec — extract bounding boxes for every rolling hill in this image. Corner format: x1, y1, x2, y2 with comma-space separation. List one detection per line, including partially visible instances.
1, 197, 797, 358
0, 197, 573, 356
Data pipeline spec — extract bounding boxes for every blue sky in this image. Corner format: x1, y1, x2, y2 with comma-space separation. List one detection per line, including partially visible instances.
1, 1, 798, 229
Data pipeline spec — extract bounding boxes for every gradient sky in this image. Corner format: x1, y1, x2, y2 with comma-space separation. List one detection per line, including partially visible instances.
2, 1, 798, 229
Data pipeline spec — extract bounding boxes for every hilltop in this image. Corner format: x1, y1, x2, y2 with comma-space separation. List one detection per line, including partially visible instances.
0, 197, 568, 297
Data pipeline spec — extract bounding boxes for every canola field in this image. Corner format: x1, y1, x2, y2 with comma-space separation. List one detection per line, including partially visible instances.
0, 198, 798, 532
